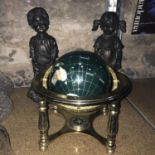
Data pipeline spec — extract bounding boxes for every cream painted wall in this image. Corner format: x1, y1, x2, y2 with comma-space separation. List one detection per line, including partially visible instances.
0, 0, 155, 87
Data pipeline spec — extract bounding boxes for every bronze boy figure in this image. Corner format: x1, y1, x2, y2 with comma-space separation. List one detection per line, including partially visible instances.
92, 12, 126, 70
27, 7, 59, 102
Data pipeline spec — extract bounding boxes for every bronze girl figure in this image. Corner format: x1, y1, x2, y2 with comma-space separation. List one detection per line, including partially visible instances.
92, 12, 126, 70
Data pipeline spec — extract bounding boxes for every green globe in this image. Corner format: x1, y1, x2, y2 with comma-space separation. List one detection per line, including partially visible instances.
47, 51, 113, 97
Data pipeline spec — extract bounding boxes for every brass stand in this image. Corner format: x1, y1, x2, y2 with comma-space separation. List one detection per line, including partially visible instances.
38, 100, 49, 151
106, 101, 120, 153
32, 72, 132, 154
38, 100, 121, 154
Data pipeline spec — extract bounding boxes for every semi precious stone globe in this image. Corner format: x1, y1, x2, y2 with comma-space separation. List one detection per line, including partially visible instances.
47, 51, 113, 97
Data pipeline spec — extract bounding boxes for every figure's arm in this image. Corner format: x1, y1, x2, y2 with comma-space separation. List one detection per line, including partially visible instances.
29, 37, 40, 75
114, 37, 124, 69
94, 44, 99, 54
50, 38, 59, 64
29, 37, 35, 61
94, 39, 101, 55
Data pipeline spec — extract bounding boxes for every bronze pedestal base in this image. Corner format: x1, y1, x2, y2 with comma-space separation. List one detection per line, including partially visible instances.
38, 101, 120, 154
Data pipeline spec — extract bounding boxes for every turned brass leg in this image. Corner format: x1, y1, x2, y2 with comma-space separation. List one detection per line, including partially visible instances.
106, 102, 120, 154
38, 100, 49, 151
103, 104, 109, 116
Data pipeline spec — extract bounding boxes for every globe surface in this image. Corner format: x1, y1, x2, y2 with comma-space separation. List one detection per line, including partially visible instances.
47, 51, 112, 97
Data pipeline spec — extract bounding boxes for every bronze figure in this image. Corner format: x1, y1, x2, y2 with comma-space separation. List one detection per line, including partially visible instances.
27, 7, 59, 102
92, 12, 126, 70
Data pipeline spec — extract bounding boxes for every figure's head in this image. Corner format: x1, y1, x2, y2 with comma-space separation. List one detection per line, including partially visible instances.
27, 7, 49, 33
100, 12, 118, 34
92, 12, 126, 34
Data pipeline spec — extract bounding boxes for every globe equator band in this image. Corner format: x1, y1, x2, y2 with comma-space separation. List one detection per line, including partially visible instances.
32, 70, 131, 107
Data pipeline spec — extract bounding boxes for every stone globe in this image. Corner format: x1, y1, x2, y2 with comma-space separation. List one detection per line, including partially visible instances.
46, 51, 113, 97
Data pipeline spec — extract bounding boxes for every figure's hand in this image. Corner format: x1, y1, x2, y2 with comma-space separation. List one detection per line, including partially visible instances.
115, 63, 121, 70
119, 20, 126, 33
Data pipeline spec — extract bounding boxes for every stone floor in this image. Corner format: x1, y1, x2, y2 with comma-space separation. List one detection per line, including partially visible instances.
129, 78, 155, 129
2, 79, 155, 155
